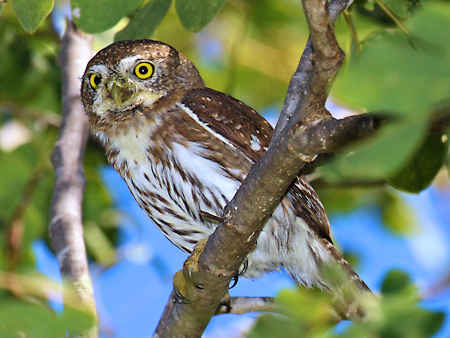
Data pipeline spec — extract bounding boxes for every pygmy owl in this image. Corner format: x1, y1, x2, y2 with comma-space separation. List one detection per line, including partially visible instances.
81, 40, 370, 312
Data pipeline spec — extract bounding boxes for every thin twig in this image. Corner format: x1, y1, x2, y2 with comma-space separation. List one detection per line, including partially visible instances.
49, 21, 97, 337
216, 297, 278, 315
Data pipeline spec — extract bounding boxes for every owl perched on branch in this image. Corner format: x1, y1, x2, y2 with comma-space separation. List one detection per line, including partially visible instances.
81, 40, 370, 311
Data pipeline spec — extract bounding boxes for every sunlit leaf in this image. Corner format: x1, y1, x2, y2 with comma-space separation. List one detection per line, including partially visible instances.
11, 0, 54, 33
115, 0, 172, 41
388, 132, 448, 192
72, 0, 143, 33
380, 191, 417, 235
175, 0, 225, 32
84, 222, 117, 266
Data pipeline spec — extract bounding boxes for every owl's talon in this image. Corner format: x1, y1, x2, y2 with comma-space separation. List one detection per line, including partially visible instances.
239, 259, 248, 275
229, 275, 239, 289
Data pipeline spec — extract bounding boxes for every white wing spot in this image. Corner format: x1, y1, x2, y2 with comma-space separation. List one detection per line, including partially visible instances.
250, 135, 261, 151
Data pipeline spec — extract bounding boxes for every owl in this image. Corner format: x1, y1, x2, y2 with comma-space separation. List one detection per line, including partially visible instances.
81, 40, 370, 314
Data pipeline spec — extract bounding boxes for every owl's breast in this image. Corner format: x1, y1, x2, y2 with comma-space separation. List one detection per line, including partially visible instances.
107, 128, 243, 252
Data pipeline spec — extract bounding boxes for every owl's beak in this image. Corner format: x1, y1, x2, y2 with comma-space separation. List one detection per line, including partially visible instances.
106, 80, 134, 109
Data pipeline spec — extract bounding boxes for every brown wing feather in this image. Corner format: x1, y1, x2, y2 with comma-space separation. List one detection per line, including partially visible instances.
181, 87, 332, 243
181, 88, 272, 163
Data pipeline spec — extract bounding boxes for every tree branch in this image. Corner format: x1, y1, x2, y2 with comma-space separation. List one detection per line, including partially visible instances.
49, 22, 97, 337
216, 297, 277, 315
272, 0, 353, 139
154, 1, 354, 337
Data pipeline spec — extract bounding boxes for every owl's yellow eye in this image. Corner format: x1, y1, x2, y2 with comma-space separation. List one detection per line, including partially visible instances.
134, 62, 154, 79
89, 73, 102, 90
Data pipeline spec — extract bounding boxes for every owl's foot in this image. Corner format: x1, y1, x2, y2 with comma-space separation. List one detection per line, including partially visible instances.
229, 258, 248, 289
172, 239, 208, 304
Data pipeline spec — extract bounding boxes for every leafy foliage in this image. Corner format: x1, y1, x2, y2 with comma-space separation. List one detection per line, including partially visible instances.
248, 269, 445, 338
0, 299, 94, 338
323, 3, 450, 191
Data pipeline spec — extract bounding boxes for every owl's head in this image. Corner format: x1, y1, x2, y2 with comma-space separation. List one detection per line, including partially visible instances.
81, 40, 204, 132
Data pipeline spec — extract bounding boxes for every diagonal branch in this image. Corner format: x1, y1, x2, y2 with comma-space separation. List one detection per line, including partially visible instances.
216, 297, 277, 315
154, 1, 354, 337
49, 21, 97, 337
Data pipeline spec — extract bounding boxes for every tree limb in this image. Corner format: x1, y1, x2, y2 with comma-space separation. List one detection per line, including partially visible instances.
216, 297, 277, 315
49, 21, 97, 337
154, 1, 354, 337
272, 0, 353, 139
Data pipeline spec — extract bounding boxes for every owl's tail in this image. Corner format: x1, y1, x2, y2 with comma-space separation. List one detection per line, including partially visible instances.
321, 239, 374, 320
286, 237, 373, 321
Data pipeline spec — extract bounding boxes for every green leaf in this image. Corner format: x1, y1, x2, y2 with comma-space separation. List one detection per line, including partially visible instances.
249, 288, 334, 338
380, 191, 417, 235
388, 132, 448, 192
175, 0, 225, 32
335, 4, 450, 113
327, 3, 450, 182
382, 0, 409, 18
0, 299, 95, 338
320, 119, 427, 182
84, 223, 117, 266
11, 0, 54, 33
339, 270, 444, 338
115, 0, 172, 41
381, 269, 412, 295
72, 0, 144, 33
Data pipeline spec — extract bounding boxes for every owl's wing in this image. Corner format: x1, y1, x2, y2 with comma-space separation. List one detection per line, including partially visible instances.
181, 87, 332, 243
181, 88, 273, 163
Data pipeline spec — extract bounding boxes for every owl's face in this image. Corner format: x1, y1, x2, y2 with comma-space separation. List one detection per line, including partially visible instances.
81, 40, 203, 132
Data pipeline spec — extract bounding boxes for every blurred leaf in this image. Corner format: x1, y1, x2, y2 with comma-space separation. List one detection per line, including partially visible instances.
84, 222, 117, 266
249, 288, 335, 338
335, 4, 450, 113
317, 186, 380, 214
175, 0, 225, 32
0, 18, 61, 113
382, 0, 409, 18
380, 190, 417, 235
72, 0, 143, 33
82, 141, 118, 260
320, 120, 427, 182
247, 314, 308, 338
381, 269, 411, 295
389, 132, 448, 192
0, 299, 95, 338
328, 3, 450, 182
11, 0, 54, 33
115, 0, 172, 41
340, 269, 445, 338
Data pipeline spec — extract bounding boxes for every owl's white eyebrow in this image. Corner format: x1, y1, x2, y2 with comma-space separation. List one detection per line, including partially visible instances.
118, 55, 143, 74
89, 64, 108, 74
